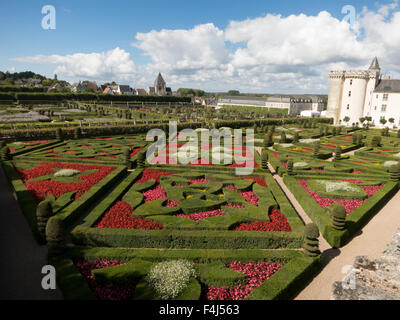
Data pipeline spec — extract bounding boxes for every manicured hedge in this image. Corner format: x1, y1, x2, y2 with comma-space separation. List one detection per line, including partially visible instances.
72, 169, 305, 249
55, 247, 321, 300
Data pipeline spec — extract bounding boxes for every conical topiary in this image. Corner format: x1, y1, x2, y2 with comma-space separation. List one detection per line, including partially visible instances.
55, 128, 63, 141
137, 151, 146, 168
371, 136, 381, 147
280, 132, 287, 144
330, 203, 346, 230
332, 127, 337, 136
287, 160, 294, 176
389, 163, 400, 182
261, 149, 269, 170
313, 142, 320, 158
334, 147, 342, 160
303, 223, 320, 257
319, 127, 324, 137
36, 200, 54, 241
356, 134, 363, 146
74, 127, 82, 140
0, 146, 11, 161
124, 148, 132, 169
293, 132, 299, 143
352, 134, 357, 145
45, 216, 65, 256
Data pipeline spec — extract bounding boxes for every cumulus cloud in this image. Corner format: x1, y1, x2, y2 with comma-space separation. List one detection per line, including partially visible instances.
9, 1, 400, 93
11, 47, 136, 80
134, 23, 231, 73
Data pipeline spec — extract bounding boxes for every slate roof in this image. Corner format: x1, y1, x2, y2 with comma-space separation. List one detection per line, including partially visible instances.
374, 79, 400, 93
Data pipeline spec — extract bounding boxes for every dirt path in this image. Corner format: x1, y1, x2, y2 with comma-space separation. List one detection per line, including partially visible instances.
0, 167, 63, 300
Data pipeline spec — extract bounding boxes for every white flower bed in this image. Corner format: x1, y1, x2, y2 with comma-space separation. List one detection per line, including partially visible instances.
293, 162, 308, 168
280, 143, 294, 148
54, 169, 80, 177
394, 153, 400, 158
318, 180, 358, 193
384, 161, 399, 167
146, 260, 197, 300
299, 138, 320, 144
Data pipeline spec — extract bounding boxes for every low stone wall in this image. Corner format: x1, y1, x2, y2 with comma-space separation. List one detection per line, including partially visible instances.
332, 228, 400, 300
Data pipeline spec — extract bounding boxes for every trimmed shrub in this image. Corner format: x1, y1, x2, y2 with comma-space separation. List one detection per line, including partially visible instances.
0, 141, 5, 149
332, 127, 337, 136
263, 133, 274, 148
371, 136, 381, 147
334, 147, 342, 160
330, 203, 346, 230
0, 146, 11, 160
261, 149, 269, 169
356, 134, 363, 146
319, 127, 324, 137
303, 223, 320, 257
287, 160, 294, 176
397, 130, 400, 138
280, 132, 287, 144
36, 200, 54, 241
123, 148, 132, 169
293, 132, 299, 143
56, 128, 63, 141
137, 151, 146, 168
313, 142, 320, 158
73, 127, 82, 140
45, 216, 66, 256
352, 134, 357, 145
389, 163, 400, 182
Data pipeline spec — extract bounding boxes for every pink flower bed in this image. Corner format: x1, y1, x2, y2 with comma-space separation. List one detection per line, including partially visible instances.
206, 261, 282, 300
75, 259, 134, 300
298, 179, 384, 215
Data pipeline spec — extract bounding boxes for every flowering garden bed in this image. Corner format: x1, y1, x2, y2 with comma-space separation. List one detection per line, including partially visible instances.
284, 174, 398, 247
71, 168, 304, 249
51, 247, 321, 301
14, 136, 146, 165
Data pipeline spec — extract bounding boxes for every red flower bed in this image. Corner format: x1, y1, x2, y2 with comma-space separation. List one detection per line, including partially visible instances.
75, 259, 134, 300
16, 162, 115, 203
321, 144, 337, 148
176, 209, 225, 221
136, 169, 174, 183
206, 261, 282, 300
243, 177, 268, 188
95, 201, 163, 230
234, 209, 292, 232
298, 179, 384, 215
130, 148, 143, 158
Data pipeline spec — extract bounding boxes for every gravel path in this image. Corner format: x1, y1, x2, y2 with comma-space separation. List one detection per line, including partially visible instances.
0, 167, 63, 300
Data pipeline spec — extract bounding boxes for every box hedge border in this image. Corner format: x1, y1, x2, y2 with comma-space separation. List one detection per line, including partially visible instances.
283, 175, 399, 248
1, 160, 128, 242
71, 168, 305, 250
53, 247, 321, 300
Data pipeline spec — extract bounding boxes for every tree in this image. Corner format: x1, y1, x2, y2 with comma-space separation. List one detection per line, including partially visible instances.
380, 118, 387, 126
343, 116, 350, 125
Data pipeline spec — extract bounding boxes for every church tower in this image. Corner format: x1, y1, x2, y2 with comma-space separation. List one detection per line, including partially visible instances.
154, 73, 166, 95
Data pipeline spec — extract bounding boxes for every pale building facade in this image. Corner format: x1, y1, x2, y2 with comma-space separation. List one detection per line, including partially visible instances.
217, 95, 324, 116
327, 57, 400, 127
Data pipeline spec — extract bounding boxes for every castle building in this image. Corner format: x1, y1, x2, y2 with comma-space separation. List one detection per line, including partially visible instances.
326, 57, 400, 127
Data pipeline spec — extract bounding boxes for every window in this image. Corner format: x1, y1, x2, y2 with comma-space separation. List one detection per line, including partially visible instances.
348, 91, 352, 97
383, 94, 389, 101
347, 104, 350, 110
374, 106, 377, 110
350, 79, 353, 85
376, 94, 379, 99
381, 104, 387, 112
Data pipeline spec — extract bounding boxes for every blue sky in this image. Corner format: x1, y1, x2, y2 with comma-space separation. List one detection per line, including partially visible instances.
1, 0, 399, 93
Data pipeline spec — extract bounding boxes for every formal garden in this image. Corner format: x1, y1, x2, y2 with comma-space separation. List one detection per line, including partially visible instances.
1, 100, 400, 300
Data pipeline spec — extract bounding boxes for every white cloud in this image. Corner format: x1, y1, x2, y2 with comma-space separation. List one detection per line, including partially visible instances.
134, 23, 230, 73
11, 47, 136, 81
9, 1, 400, 93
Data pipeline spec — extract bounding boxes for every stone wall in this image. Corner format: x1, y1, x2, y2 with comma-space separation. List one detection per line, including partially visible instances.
332, 227, 400, 300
